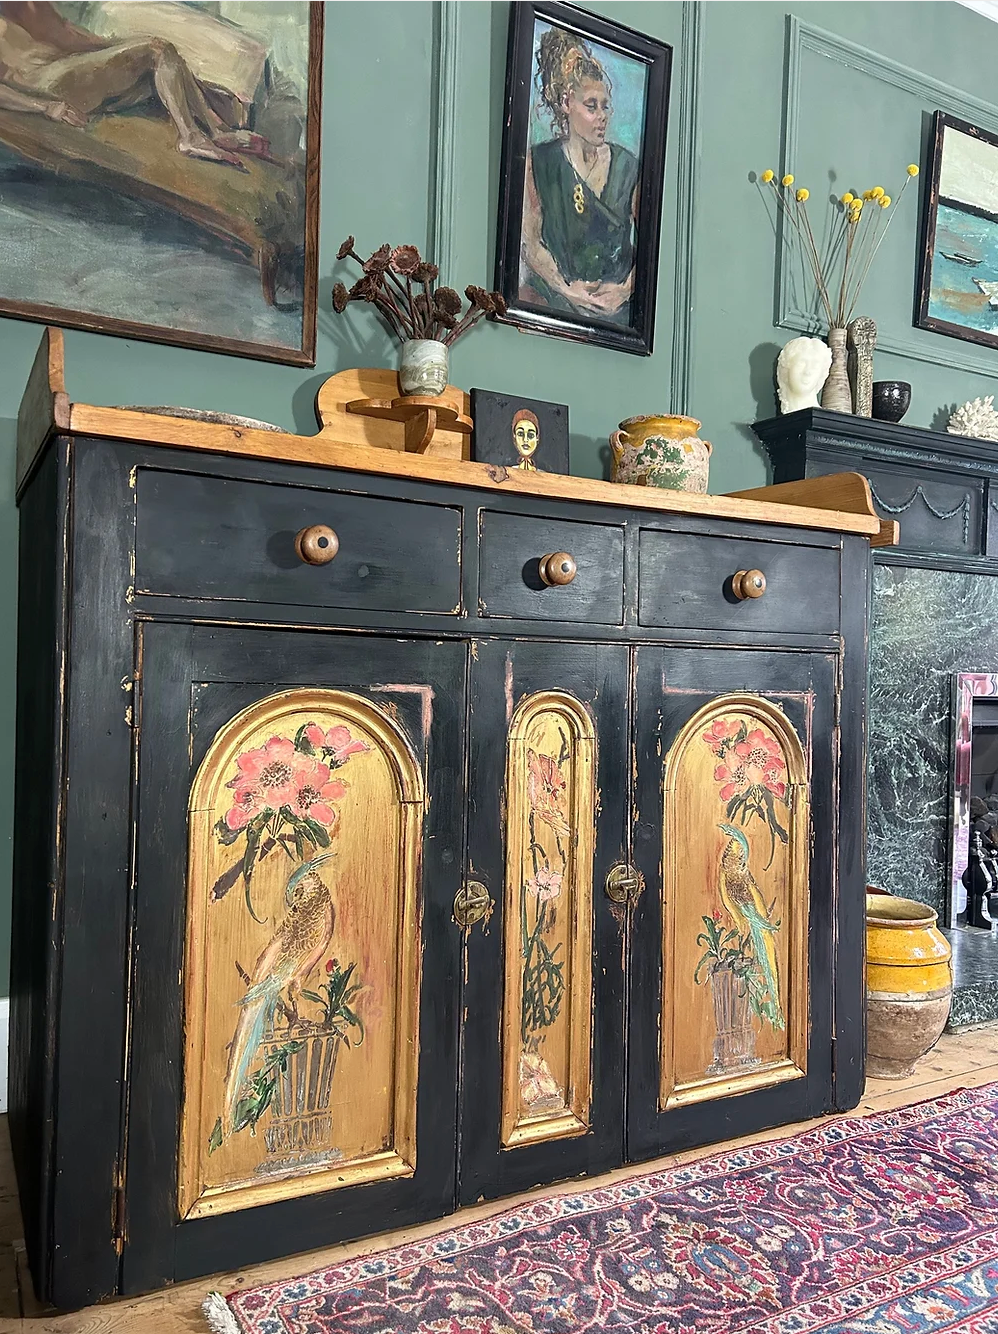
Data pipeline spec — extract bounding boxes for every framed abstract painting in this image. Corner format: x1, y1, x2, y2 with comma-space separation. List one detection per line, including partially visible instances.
494, 1, 672, 357
916, 110, 998, 353
0, 1, 322, 365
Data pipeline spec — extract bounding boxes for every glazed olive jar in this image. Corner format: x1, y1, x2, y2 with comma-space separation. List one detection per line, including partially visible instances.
865, 893, 952, 1079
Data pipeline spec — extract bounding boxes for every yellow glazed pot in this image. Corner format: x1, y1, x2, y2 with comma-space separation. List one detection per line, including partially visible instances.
865, 892, 952, 1079
609, 415, 712, 492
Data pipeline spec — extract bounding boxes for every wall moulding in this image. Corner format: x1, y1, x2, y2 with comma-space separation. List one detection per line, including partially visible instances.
670, 0, 704, 416
779, 15, 998, 378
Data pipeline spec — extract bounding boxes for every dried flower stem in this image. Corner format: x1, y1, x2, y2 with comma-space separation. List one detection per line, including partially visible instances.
332, 239, 507, 350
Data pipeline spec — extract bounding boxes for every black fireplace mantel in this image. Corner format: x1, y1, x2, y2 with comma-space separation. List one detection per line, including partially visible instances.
754, 409, 998, 574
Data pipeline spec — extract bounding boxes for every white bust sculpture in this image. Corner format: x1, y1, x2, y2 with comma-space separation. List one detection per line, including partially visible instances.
776, 336, 832, 414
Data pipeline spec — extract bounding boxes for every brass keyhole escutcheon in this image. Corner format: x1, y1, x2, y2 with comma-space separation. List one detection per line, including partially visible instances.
605, 862, 644, 906
731, 568, 766, 600
454, 879, 493, 930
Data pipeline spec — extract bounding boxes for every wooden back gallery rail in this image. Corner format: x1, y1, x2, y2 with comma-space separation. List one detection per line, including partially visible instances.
10, 327, 895, 1308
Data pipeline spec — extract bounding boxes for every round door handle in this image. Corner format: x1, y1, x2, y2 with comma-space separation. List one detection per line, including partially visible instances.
295, 525, 340, 566
538, 552, 577, 586
732, 569, 766, 600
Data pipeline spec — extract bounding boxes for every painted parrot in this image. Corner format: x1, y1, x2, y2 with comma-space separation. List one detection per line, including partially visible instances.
717, 823, 785, 1031
222, 851, 336, 1135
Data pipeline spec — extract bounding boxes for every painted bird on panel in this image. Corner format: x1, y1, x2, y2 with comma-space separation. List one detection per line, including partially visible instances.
223, 851, 336, 1134
717, 823, 785, 1031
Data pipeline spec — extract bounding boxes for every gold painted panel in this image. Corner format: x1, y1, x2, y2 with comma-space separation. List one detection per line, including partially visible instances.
660, 696, 810, 1110
501, 692, 595, 1147
179, 688, 423, 1219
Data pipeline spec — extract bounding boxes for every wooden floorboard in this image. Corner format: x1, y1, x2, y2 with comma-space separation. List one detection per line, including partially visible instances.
1, 1032, 995, 1333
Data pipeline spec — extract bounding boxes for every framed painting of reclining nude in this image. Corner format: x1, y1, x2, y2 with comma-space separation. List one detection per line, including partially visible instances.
0, 1, 322, 365
495, 1, 672, 357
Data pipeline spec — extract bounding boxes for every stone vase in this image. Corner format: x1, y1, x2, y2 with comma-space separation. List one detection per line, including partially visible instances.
820, 327, 853, 413
398, 339, 448, 397
865, 893, 952, 1079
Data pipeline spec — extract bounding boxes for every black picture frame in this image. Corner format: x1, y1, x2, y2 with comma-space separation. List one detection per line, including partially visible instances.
470, 388, 570, 473
916, 110, 998, 353
494, 1, 672, 357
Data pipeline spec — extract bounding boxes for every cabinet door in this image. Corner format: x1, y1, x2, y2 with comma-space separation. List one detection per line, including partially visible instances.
628, 647, 837, 1161
121, 623, 466, 1292
460, 639, 628, 1203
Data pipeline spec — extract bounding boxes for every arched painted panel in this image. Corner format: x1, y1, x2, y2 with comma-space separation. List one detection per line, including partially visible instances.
179, 688, 424, 1219
501, 691, 596, 1147
661, 695, 810, 1110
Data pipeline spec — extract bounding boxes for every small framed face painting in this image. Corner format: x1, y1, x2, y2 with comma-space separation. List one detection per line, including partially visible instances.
495, 2, 672, 357
470, 389, 570, 474
917, 111, 998, 352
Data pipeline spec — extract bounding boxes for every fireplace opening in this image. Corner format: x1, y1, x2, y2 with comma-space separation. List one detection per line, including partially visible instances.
949, 673, 998, 927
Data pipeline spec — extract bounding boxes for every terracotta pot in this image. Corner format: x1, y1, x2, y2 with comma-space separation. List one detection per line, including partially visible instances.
609, 415, 712, 492
865, 893, 952, 1080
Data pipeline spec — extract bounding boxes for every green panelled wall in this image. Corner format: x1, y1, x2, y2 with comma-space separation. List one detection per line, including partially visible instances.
0, 0, 996, 995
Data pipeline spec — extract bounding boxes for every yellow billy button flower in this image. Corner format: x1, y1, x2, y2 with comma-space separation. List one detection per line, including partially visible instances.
782, 173, 794, 186
796, 187, 809, 202
760, 169, 775, 183
880, 195, 892, 207
841, 192, 855, 205
862, 190, 874, 200
871, 186, 884, 198
907, 164, 919, 176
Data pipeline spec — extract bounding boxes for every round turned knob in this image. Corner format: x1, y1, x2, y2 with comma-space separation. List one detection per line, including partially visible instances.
538, 552, 577, 586
732, 569, 766, 600
295, 524, 340, 566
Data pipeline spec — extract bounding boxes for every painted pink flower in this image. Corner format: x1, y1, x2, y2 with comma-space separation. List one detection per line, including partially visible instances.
227, 736, 303, 808
701, 718, 741, 755
520, 1051, 562, 1109
323, 725, 369, 765
303, 722, 369, 766
290, 758, 348, 826
714, 759, 748, 802
525, 866, 563, 902
733, 729, 786, 797
527, 749, 571, 836
224, 784, 266, 831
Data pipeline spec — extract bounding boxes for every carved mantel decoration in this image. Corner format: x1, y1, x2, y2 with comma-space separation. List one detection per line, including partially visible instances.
754, 407, 998, 574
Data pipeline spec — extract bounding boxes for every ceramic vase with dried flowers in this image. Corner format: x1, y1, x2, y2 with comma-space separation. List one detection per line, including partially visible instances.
758, 164, 919, 413
332, 239, 507, 397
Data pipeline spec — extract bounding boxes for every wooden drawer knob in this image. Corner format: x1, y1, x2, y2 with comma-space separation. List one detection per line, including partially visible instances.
295, 524, 340, 565
538, 552, 577, 586
732, 569, 766, 600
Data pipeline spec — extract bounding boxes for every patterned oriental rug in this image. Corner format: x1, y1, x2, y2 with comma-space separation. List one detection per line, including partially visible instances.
203, 1084, 998, 1334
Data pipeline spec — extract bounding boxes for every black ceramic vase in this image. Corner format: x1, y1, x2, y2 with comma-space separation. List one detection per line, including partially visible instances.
871, 381, 911, 423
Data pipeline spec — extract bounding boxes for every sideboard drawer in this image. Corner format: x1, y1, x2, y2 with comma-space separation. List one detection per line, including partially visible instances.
638, 529, 840, 634
134, 469, 463, 613
478, 510, 624, 623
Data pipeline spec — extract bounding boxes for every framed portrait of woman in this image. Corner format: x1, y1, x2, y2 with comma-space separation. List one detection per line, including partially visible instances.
495, 2, 672, 357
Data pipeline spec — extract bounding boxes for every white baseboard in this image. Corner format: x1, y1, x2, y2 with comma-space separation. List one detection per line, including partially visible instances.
0, 997, 8, 1114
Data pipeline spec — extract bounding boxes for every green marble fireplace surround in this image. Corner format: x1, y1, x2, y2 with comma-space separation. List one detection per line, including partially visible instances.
755, 410, 998, 1029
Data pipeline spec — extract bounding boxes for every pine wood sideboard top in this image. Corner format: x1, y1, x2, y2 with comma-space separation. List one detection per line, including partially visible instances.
17, 328, 897, 547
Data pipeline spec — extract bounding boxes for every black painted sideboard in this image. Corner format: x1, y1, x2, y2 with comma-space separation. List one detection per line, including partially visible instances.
10, 336, 887, 1308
